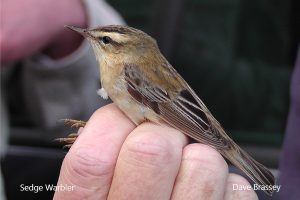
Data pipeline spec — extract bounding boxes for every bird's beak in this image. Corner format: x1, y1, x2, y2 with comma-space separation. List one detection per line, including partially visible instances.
64, 25, 90, 38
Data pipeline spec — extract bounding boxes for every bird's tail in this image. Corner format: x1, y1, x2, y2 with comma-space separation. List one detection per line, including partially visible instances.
221, 144, 275, 196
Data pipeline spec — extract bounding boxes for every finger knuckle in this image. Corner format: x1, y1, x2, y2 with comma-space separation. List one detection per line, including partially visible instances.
123, 130, 179, 167
67, 147, 115, 178
182, 143, 228, 173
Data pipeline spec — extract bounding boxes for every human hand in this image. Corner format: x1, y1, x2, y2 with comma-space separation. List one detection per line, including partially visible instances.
1, 0, 86, 63
54, 104, 258, 200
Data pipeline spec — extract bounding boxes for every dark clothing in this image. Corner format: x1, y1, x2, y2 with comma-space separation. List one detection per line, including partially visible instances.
279, 46, 300, 199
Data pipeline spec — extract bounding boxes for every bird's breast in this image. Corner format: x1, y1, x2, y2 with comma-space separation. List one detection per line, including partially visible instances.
105, 78, 160, 125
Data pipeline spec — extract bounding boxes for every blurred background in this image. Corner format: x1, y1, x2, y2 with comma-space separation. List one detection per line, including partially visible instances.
0, 0, 299, 199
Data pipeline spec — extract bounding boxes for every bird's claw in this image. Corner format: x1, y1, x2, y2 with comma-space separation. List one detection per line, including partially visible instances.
55, 119, 87, 149
60, 119, 86, 128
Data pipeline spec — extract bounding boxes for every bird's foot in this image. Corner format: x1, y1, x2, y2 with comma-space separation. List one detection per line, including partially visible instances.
55, 119, 86, 149
60, 119, 87, 128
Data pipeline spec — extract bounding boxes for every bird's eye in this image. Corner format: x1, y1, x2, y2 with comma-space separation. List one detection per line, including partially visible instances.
101, 36, 111, 44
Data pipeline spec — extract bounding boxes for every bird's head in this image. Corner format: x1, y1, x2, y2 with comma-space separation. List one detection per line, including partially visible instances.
65, 25, 159, 63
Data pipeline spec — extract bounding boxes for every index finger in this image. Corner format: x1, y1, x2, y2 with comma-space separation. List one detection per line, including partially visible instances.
54, 103, 135, 200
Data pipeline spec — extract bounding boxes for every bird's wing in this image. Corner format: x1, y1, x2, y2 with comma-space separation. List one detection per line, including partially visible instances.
124, 63, 230, 150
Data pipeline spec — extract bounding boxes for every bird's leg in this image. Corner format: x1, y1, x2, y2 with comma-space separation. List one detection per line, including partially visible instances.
55, 119, 87, 149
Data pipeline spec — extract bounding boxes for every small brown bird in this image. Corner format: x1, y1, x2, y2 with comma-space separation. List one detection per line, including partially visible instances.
62, 25, 275, 195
